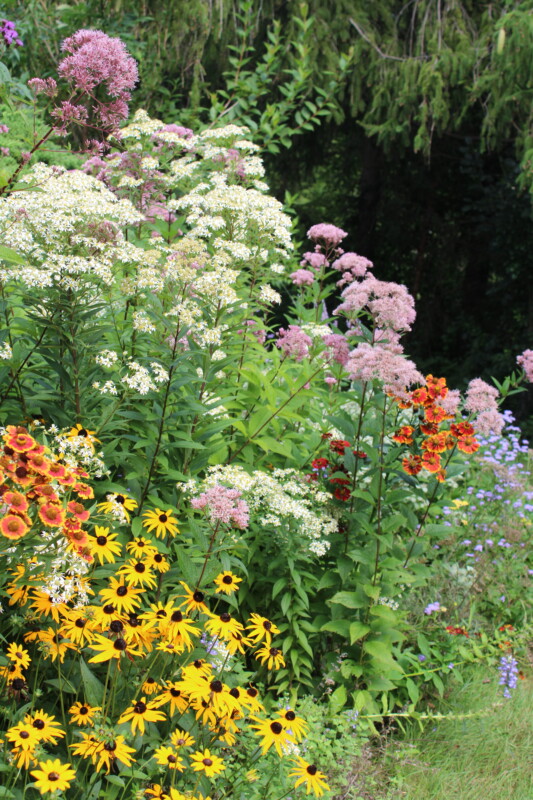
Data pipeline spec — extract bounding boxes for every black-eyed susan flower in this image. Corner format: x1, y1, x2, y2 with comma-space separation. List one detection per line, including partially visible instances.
118, 697, 166, 735
88, 634, 140, 664
30, 759, 77, 795
88, 527, 122, 564
142, 677, 162, 695
11, 743, 39, 770
182, 659, 213, 680
5, 721, 40, 751
276, 708, 308, 741
190, 748, 225, 777
59, 610, 98, 646
178, 581, 209, 614
148, 551, 170, 573
67, 424, 100, 451
170, 729, 195, 749
126, 536, 158, 559
99, 577, 143, 614
94, 736, 136, 773
204, 612, 244, 641
255, 645, 285, 670
153, 745, 185, 771
30, 589, 68, 622
289, 757, 330, 796
142, 508, 179, 539
164, 610, 200, 650
97, 492, 137, 523
247, 613, 280, 645
119, 559, 158, 589
69, 701, 100, 726
6, 642, 31, 669
145, 784, 170, 799
151, 683, 190, 715
250, 717, 295, 756
32, 628, 78, 663
213, 571, 242, 595
23, 710, 65, 745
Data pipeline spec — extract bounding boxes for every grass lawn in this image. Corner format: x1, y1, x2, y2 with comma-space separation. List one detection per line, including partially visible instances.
381, 669, 533, 800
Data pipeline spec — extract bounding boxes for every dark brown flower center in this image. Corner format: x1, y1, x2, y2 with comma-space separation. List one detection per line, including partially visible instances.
222, 575, 233, 584
20, 730, 30, 739
193, 591, 204, 602
220, 613, 231, 622
77, 429, 88, 437
285, 710, 296, 721
116, 586, 128, 597
270, 722, 283, 734
48, 772, 60, 781
210, 680, 223, 693
32, 718, 45, 729
110, 620, 124, 633
134, 562, 145, 573
103, 604, 115, 614
307, 765, 318, 775
113, 638, 127, 651
158, 514, 168, 522
96, 536, 107, 545
79, 706, 88, 714
203, 758, 213, 766
171, 611, 183, 622
133, 701, 147, 713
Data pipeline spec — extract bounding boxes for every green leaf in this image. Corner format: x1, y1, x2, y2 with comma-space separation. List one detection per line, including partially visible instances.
329, 684, 347, 713
79, 657, 105, 705
320, 619, 350, 637
0, 245, 25, 265
349, 621, 370, 644
329, 590, 366, 609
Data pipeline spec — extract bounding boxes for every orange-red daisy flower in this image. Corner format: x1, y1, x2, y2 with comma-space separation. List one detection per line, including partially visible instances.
392, 425, 414, 445
3, 491, 29, 514
402, 454, 422, 475
67, 500, 90, 523
456, 435, 479, 454
422, 453, 441, 472
0, 514, 29, 539
38, 503, 66, 528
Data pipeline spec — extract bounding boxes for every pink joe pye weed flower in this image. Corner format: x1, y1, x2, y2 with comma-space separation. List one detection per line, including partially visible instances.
191, 485, 249, 529
307, 223, 348, 247
517, 349, 533, 382
290, 268, 315, 286
276, 325, 313, 362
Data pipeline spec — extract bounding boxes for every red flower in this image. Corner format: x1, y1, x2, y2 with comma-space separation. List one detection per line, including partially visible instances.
422, 452, 441, 473
392, 425, 414, 445
353, 450, 367, 459
330, 439, 350, 455
402, 455, 422, 475
311, 458, 329, 469
334, 486, 350, 501
456, 435, 479, 454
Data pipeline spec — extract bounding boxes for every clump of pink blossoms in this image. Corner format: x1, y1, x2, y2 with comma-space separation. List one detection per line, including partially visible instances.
335, 274, 416, 333
465, 378, 504, 435
517, 349, 533, 382
322, 333, 350, 366
290, 268, 315, 286
191, 485, 249, 529
346, 343, 424, 396
277, 325, 313, 362
29, 29, 138, 136
333, 252, 373, 287
307, 223, 348, 248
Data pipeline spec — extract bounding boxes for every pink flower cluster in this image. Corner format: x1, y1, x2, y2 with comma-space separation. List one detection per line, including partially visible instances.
276, 325, 313, 362
465, 378, 504, 435
346, 343, 424, 396
191, 485, 249, 529
333, 252, 373, 287
335, 274, 416, 332
322, 333, 350, 366
307, 223, 348, 247
517, 349, 533, 382
290, 268, 315, 286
